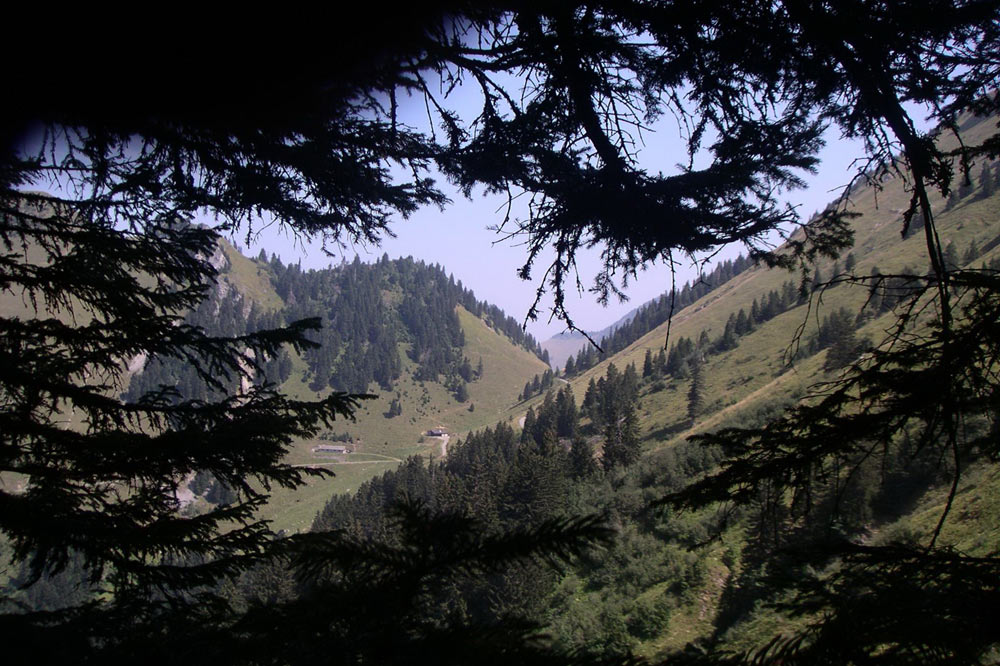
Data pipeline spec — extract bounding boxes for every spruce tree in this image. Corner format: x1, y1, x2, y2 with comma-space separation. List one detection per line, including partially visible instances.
4, 2, 1000, 661
601, 402, 641, 471
979, 161, 995, 199
811, 264, 824, 292
687, 360, 705, 422
569, 438, 597, 479
642, 348, 654, 378
555, 386, 579, 440
944, 240, 960, 270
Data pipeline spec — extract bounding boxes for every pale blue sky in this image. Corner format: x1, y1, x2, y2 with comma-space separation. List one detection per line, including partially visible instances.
23, 87, 929, 343
242, 126, 870, 342
239, 78, 909, 341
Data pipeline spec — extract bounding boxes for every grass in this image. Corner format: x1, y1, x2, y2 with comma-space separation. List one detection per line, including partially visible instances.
511, 114, 1000, 459
0, 231, 550, 535
874, 461, 1000, 556
636, 544, 733, 659
254, 305, 550, 532
219, 240, 284, 311
509, 115, 1000, 655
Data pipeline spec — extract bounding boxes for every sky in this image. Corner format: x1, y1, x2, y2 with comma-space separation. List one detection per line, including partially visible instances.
239, 126, 870, 343
232, 75, 904, 342
20, 81, 929, 344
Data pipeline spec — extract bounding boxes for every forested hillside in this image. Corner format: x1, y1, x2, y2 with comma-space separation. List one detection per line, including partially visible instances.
4, 4, 998, 663
115, 247, 551, 529
305, 112, 1000, 660
541, 255, 754, 372
8, 118, 998, 661
128, 249, 545, 397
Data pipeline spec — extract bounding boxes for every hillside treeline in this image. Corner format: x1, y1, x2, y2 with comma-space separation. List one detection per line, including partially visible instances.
564, 254, 753, 377
271, 253, 545, 391
306, 382, 722, 658
127, 251, 546, 400
290, 332, 965, 659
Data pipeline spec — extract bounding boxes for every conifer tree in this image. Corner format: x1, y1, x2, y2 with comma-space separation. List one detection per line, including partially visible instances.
964, 239, 980, 265
4, 1, 1000, 661
944, 240, 960, 270
656, 349, 667, 376
811, 264, 824, 292
979, 161, 995, 199
569, 438, 597, 479
555, 386, 579, 440
601, 402, 640, 471
687, 360, 705, 422
642, 348, 654, 378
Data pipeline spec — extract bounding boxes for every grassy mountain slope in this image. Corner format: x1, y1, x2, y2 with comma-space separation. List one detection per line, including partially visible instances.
502, 113, 1000, 657
213, 255, 550, 532
219, 242, 284, 311
0, 226, 550, 534
518, 112, 1000, 450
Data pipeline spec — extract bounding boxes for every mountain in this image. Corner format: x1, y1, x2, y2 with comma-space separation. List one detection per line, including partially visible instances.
502, 111, 1000, 657
541, 330, 598, 371
308, 111, 1000, 660
124, 246, 551, 531
7, 115, 998, 660
542, 254, 755, 371
548, 112, 1000, 457
540, 309, 633, 370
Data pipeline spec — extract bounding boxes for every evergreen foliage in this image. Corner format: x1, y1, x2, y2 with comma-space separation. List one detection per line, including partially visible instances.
0, 203, 369, 660
686, 360, 705, 422
310, 409, 730, 659
4, 1, 1000, 661
665, 268, 1000, 661
601, 404, 641, 472
268, 254, 545, 393
520, 368, 555, 401
565, 255, 754, 377
978, 161, 995, 199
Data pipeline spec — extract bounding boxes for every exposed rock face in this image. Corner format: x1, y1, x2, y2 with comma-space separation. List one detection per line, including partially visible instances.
208, 244, 229, 272
126, 352, 148, 375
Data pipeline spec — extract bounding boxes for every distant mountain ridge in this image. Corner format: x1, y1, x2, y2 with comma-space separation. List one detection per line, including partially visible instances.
542, 254, 754, 371
499, 109, 1000, 656
120, 243, 551, 530
541, 312, 632, 370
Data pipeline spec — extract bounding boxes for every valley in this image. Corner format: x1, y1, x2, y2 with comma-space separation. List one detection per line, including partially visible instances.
273, 113, 1000, 659
3, 8, 999, 661
7, 122, 998, 657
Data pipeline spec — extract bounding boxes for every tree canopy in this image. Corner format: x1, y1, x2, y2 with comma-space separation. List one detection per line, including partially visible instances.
3, 1, 1000, 662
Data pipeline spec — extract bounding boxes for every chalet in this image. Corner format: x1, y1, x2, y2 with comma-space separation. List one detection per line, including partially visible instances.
312, 444, 350, 454
426, 428, 448, 437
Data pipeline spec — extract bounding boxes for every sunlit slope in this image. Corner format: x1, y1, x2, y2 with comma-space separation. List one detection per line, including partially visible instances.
1, 227, 549, 533
517, 112, 1000, 453
218, 240, 284, 311
250, 303, 549, 532
532, 113, 1000, 658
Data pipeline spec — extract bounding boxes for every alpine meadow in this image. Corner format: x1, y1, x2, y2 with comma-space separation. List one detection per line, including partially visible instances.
2, 3, 1000, 664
